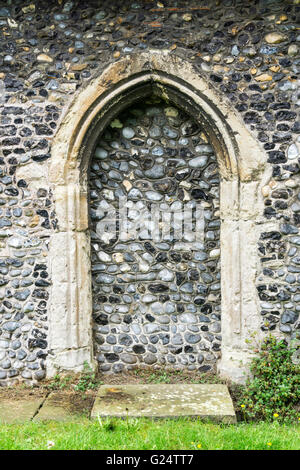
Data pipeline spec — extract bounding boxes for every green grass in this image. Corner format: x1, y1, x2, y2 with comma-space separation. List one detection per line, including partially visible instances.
0, 419, 298, 450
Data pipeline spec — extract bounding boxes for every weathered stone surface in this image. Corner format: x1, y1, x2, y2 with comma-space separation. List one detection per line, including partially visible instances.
91, 384, 236, 422
0, 397, 45, 423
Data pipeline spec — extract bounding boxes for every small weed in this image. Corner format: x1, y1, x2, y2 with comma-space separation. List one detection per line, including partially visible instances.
74, 362, 101, 392
46, 373, 74, 391
46, 373, 62, 391
147, 371, 170, 384
238, 335, 300, 423
45, 363, 102, 394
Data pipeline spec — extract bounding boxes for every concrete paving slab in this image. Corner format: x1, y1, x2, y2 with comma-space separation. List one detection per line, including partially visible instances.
91, 384, 236, 423
33, 391, 90, 422
0, 397, 45, 424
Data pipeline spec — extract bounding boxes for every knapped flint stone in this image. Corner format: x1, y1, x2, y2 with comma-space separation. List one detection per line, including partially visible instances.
95, 274, 114, 284
14, 289, 30, 301
94, 334, 105, 345
28, 338, 47, 349
144, 353, 157, 364
181, 121, 200, 136
185, 333, 201, 344
280, 324, 292, 333
94, 313, 108, 325
145, 190, 163, 201
176, 272, 186, 286
191, 189, 212, 200
34, 370, 46, 381
280, 224, 298, 235
144, 165, 165, 179
158, 269, 174, 281
281, 311, 298, 324
104, 353, 119, 362
144, 324, 160, 334
119, 334, 133, 346
120, 353, 137, 364
180, 282, 194, 293
132, 345, 145, 354
2, 321, 20, 332
189, 156, 208, 168
1, 359, 11, 369
153, 179, 176, 194
175, 168, 190, 181
148, 283, 169, 293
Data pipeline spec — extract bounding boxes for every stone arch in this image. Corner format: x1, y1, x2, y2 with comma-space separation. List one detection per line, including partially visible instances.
47, 51, 268, 382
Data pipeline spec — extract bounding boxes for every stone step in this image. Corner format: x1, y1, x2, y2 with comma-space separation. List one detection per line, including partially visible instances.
91, 384, 236, 423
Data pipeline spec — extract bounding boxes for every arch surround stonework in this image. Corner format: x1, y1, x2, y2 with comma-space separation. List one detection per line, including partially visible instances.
44, 51, 270, 383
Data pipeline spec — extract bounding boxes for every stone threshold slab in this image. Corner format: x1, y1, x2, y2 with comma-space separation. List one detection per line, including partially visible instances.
0, 397, 45, 424
91, 384, 236, 423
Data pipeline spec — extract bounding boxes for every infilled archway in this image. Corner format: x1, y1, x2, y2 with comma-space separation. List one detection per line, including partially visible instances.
47, 51, 267, 383
90, 96, 221, 373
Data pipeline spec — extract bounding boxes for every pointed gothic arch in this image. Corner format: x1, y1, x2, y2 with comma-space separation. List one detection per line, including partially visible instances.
46, 51, 268, 382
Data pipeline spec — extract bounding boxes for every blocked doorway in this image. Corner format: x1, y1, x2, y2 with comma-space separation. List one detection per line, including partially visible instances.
89, 98, 221, 373
47, 52, 265, 383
